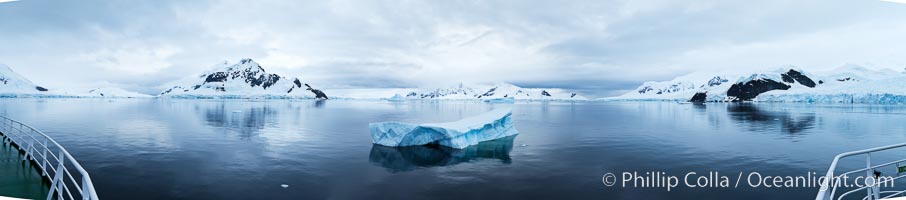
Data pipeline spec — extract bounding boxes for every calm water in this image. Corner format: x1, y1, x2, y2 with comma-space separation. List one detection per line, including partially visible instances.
3, 99, 906, 199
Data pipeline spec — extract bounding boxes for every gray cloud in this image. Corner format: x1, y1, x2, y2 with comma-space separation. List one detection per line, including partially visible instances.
1, 0, 906, 98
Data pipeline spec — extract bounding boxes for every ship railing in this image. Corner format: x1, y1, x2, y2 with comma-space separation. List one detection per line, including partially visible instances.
817, 142, 906, 200
0, 115, 99, 200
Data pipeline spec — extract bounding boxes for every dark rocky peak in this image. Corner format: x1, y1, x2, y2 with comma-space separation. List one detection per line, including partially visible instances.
304, 83, 328, 99
637, 86, 653, 94
706, 76, 729, 87
690, 92, 707, 103
294, 78, 303, 88
201, 59, 281, 89
726, 76, 791, 101
780, 69, 816, 88
481, 87, 497, 97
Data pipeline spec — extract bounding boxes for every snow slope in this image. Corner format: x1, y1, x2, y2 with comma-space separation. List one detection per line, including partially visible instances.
159, 58, 327, 99
607, 65, 906, 104
368, 108, 519, 149
0, 63, 48, 94
84, 87, 152, 98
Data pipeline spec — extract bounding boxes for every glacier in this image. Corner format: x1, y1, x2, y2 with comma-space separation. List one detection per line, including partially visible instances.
368, 108, 519, 149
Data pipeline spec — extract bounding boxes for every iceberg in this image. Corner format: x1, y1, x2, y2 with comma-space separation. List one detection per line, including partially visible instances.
368, 108, 519, 149
387, 93, 406, 101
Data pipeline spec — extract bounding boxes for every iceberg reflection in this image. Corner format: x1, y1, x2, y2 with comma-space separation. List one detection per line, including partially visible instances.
369, 135, 516, 172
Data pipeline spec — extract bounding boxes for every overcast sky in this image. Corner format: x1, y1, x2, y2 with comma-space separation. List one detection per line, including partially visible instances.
2, 0, 906, 97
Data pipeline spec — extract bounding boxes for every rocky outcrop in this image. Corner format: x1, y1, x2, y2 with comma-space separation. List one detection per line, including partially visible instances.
690, 92, 707, 103
781, 69, 816, 88
304, 84, 328, 99
726, 78, 791, 101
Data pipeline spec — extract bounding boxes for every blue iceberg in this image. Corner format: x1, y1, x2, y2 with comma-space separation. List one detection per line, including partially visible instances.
369, 108, 519, 149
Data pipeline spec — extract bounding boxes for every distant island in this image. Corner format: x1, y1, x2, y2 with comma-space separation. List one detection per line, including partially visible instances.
604, 65, 906, 104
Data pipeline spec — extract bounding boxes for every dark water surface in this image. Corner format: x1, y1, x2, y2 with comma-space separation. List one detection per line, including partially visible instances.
2, 99, 906, 199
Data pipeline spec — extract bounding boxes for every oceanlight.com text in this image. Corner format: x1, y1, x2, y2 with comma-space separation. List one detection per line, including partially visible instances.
601, 171, 894, 192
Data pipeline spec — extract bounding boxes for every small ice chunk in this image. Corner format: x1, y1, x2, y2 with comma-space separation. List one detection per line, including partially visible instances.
281, 184, 289, 188
369, 108, 519, 149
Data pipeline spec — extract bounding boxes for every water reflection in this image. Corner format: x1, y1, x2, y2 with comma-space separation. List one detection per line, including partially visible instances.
313, 99, 326, 108
199, 103, 280, 138
369, 135, 516, 172
726, 104, 816, 134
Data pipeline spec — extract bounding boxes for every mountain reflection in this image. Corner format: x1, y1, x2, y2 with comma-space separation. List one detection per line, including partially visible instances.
726, 104, 816, 134
369, 135, 516, 172
200, 103, 279, 138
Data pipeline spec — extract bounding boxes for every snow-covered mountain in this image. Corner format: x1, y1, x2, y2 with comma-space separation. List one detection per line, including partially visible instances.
0, 63, 49, 94
606, 65, 906, 104
329, 83, 587, 101
159, 58, 327, 99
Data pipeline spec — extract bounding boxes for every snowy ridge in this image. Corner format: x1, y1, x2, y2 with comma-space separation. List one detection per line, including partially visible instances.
607, 65, 906, 104
159, 58, 327, 99
329, 83, 587, 101
608, 71, 740, 101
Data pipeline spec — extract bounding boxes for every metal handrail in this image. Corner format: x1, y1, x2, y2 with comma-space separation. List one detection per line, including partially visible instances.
0, 115, 99, 200
816, 142, 906, 200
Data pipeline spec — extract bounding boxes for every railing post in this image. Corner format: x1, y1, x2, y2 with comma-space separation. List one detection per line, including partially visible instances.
17, 123, 24, 151
866, 154, 881, 200
47, 150, 65, 200
41, 139, 48, 176
24, 137, 31, 161
82, 177, 90, 200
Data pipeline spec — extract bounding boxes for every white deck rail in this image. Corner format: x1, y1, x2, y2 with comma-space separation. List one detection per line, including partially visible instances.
0, 116, 99, 200
816, 143, 906, 200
